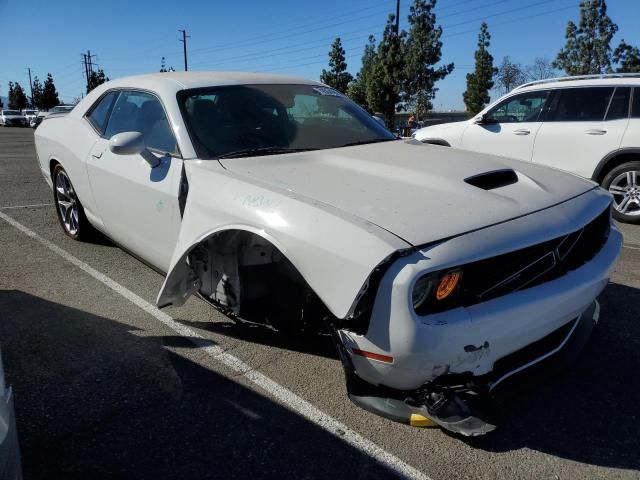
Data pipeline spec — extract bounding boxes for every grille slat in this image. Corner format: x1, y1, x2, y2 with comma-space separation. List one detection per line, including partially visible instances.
459, 206, 611, 307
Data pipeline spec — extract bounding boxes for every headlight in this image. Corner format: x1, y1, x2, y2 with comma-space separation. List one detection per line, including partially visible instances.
412, 269, 463, 314
411, 275, 434, 309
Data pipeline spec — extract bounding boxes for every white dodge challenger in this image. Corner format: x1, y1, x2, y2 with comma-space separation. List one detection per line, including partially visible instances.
34, 72, 622, 436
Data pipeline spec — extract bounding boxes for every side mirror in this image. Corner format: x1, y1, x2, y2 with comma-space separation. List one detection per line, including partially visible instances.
109, 131, 160, 167
474, 114, 488, 124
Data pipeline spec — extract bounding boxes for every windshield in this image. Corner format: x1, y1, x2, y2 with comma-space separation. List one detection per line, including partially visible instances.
178, 84, 396, 159
3, 110, 21, 116
23, 110, 36, 115
50, 106, 73, 113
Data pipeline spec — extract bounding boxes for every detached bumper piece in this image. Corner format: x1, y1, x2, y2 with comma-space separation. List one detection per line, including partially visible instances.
333, 300, 599, 437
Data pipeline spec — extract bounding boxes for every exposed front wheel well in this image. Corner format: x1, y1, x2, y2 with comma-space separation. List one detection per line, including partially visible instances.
189, 229, 334, 333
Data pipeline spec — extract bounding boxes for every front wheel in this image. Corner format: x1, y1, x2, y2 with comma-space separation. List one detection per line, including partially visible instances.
52, 164, 92, 240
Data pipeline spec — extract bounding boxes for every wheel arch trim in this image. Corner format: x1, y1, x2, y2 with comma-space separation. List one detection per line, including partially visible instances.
592, 148, 640, 183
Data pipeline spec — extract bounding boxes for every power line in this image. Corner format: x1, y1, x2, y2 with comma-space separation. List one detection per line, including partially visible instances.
190, 0, 565, 71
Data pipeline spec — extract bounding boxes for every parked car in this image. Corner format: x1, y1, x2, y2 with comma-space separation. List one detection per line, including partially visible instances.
0, 110, 27, 127
34, 72, 621, 436
413, 74, 640, 223
21, 109, 38, 125
0, 347, 22, 480
32, 104, 75, 128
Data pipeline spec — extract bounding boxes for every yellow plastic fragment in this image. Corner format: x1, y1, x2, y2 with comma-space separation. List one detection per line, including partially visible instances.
409, 413, 437, 427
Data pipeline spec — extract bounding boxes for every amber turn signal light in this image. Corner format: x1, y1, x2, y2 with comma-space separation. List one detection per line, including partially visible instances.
436, 270, 462, 301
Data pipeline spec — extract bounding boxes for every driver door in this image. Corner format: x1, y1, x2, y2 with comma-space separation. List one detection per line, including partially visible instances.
86, 90, 183, 272
461, 90, 550, 161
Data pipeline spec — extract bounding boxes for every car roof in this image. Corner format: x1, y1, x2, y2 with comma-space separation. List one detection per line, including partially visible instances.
99, 71, 322, 91
513, 73, 640, 93
73, 71, 326, 118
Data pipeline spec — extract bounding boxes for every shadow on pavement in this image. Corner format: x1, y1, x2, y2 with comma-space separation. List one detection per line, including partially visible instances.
464, 282, 640, 470
177, 317, 339, 361
0, 290, 398, 480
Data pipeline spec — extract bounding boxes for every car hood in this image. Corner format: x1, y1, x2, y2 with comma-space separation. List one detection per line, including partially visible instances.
218, 140, 596, 246
2, 115, 24, 119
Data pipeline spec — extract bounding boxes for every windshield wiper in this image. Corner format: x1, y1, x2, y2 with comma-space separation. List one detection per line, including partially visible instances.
337, 138, 398, 148
217, 147, 317, 159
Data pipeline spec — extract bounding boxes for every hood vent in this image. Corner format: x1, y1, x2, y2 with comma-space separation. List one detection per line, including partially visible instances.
465, 169, 518, 190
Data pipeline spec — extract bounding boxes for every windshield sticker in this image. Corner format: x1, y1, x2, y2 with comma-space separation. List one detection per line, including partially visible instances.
313, 87, 343, 97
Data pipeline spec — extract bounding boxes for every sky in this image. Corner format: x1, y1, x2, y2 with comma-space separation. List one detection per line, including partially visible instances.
1, 0, 639, 110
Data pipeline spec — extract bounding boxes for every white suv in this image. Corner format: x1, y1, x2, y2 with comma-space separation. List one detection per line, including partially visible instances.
413, 74, 640, 223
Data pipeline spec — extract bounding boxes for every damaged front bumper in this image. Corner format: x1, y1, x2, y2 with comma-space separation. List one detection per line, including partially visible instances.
336, 300, 600, 436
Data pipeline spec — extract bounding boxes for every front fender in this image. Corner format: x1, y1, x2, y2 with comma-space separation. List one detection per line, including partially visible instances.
156, 160, 410, 318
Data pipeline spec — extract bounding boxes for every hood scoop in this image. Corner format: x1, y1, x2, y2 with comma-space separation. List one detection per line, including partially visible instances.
465, 169, 518, 190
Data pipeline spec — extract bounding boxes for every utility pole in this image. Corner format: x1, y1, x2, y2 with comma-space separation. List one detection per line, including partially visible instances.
26, 67, 34, 106
395, 0, 400, 35
179, 29, 189, 71
87, 50, 95, 77
82, 53, 89, 84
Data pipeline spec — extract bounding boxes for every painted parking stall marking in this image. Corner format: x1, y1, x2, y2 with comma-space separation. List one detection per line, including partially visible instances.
0, 209, 431, 480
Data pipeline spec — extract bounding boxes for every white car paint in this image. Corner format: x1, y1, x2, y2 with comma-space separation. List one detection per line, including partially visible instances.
34, 72, 622, 434
412, 75, 640, 222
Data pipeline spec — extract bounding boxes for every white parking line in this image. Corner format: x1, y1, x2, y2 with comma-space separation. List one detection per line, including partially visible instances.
0, 209, 431, 480
0, 203, 53, 210
624, 244, 640, 251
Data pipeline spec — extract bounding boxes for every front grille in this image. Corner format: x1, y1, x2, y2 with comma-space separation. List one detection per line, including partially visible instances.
459, 206, 611, 307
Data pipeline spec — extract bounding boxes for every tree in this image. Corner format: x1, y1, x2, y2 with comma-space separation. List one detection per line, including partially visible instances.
525, 57, 557, 81
7, 82, 14, 108
320, 37, 353, 93
613, 40, 640, 73
8, 82, 28, 110
87, 69, 109, 93
347, 35, 377, 110
462, 23, 496, 115
553, 0, 618, 75
495, 56, 526, 93
41, 73, 60, 110
31, 76, 44, 109
367, 15, 406, 128
403, 0, 454, 119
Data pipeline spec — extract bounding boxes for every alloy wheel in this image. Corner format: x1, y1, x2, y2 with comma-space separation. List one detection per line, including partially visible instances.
55, 170, 80, 235
608, 170, 640, 217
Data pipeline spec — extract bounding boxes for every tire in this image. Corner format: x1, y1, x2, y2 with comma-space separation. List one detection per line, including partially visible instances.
52, 164, 93, 240
601, 161, 640, 224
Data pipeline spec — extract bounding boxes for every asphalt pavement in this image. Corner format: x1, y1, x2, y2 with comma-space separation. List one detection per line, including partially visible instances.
1, 127, 639, 480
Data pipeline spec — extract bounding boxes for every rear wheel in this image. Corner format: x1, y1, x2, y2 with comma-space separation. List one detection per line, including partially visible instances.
52, 164, 92, 240
602, 161, 640, 224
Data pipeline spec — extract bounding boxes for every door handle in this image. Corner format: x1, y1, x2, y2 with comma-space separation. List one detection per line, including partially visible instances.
513, 129, 530, 135
91, 151, 103, 159
585, 129, 607, 135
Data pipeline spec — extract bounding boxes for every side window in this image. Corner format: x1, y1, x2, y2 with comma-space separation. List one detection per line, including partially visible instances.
104, 90, 178, 154
86, 91, 118, 134
546, 87, 614, 122
605, 87, 631, 120
486, 91, 549, 123
632, 88, 640, 118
